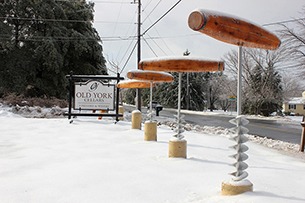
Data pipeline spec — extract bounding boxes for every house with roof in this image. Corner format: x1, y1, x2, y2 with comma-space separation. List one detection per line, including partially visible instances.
282, 91, 305, 116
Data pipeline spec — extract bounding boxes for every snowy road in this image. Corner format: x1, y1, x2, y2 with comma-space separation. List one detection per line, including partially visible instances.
125, 105, 303, 144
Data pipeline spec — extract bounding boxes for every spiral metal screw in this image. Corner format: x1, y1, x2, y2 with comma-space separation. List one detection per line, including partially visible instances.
173, 114, 185, 139
229, 116, 249, 181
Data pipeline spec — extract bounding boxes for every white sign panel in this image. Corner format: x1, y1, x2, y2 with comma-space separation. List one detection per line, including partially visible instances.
74, 80, 115, 110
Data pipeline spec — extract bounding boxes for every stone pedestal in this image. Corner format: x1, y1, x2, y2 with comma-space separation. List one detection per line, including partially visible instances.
169, 139, 187, 158
221, 179, 253, 195
131, 110, 141, 129
144, 121, 157, 141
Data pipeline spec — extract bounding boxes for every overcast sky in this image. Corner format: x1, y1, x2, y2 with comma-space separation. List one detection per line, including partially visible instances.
92, 0, 305, 76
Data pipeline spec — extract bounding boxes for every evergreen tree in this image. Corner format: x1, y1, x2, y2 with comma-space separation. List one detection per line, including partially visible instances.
0, 0, 106, 98
151, 72, 207, 111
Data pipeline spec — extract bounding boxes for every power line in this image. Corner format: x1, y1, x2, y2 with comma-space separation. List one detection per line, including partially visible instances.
101, 33, 200, 41
262, 17, 305, 26
142, 0, 153, 11
0, 38, 98, 42
54, 0, 131, 3
142, 9, 173, 55
142, 0, 163, 23
0, 17, 133, 24
116, 32, 137, 66
142, 0, 182, 36
0, 33, 201, 42
120, 40, 138, 74
115, 8, 137, 62
143, 37, 158, 57
145, 32, 168, 55
0, 34, 100, 42
92, 1, 131, 3
108, 0, 126, 51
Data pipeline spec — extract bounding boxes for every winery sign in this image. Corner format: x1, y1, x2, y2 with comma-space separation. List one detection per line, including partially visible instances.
74, 80, 115, 110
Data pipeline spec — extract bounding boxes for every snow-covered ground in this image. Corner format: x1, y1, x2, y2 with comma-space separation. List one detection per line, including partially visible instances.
1, 104, 305, 203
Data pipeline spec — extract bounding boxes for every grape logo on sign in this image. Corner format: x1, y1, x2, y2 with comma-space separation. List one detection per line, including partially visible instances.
89, 82, 99, 92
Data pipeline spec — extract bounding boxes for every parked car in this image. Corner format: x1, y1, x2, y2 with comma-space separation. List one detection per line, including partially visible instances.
147, 101, 162, 110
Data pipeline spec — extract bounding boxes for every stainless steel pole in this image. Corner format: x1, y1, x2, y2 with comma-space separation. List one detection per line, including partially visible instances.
237, 45, 242, 116
150, 81, 153, 121
177, 72, 182, 137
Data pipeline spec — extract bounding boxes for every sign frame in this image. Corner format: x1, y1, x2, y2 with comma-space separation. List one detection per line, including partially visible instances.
64, 71, 124, 122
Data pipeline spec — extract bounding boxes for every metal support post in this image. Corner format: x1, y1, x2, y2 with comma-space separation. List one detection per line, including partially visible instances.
237, 45, 242, 116
150, 81, 153, 121
173, 72, 184, 139
187, 72, 189, 110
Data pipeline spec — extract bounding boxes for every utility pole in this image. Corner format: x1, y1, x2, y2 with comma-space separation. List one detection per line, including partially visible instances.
183, 49, 190, 110
136, 0, 142, 111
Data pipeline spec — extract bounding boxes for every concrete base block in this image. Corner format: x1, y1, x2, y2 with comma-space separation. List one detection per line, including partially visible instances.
169, 139, 187, 158
144, 121, 157, 141
221, 179, 253, 195
131, 110, 141, 129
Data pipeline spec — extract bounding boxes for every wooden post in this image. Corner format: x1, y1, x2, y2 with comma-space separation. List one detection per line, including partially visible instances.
300, 116, 305, 152
136, 0, 142, 112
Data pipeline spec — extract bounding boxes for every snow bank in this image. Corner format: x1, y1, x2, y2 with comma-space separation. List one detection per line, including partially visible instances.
7, 104, 67, 118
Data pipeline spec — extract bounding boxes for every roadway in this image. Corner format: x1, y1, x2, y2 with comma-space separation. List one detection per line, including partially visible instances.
124, 105, 303, 144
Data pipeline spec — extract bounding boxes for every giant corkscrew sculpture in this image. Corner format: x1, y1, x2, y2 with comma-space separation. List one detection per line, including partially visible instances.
188, 8, 281, 195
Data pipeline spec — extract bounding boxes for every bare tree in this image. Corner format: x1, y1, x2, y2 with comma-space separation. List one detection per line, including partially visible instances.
223, 45, 288, 116
281, 73, 304, 99
278, 7, 305, 79
105, 54, 122, 74
214, 75, 237, 111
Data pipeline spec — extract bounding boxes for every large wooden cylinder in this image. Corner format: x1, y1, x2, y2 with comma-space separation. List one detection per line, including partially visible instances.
127, 70, 174, 82
140, 57, 224, 73
117, 80, 157, 89
188, 9, 280, 50
144, 121, 157, 141
169, 139, 187, 158
131, 110, 141, 129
